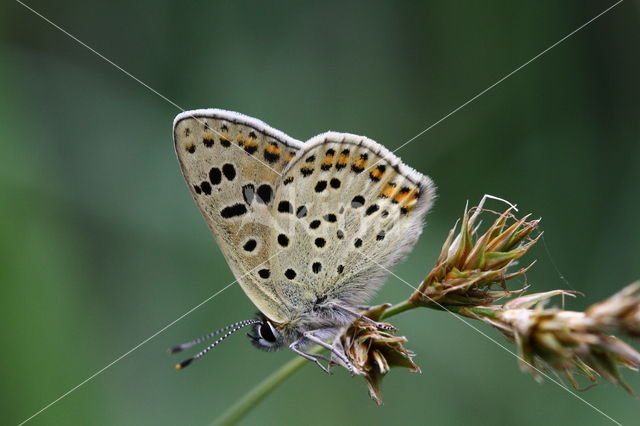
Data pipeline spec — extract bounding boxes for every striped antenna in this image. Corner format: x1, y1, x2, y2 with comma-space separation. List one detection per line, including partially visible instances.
171, 319, 262, 370
168, 319, 262, 354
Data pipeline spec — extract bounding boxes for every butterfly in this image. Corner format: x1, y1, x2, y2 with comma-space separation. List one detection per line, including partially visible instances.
170, 109, 435, 373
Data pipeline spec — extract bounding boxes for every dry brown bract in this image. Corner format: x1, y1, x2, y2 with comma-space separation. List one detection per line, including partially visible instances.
586, 282, 640, 337
477, 288, 640, 393
332, 304, 420, 405
409, 204, 539, 307
330, 201, 640, 403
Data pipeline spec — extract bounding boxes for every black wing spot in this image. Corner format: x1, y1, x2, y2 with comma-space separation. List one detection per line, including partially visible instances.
243, 239, 257, 252
264, 152, 279, 163
351, 195, 365, 208
220, 138, 231, 147
309, 220, 321, 229
354, 238, 363, 248
336, 229, 344, 239
222, 164, 236, 181
249, 131, 257, 139
278, 201, 293, 213
200, 181, 212, 195
244, 145, 258, 155
285, 269, 297, 279
203, 137, 214, 147
301, 167, 314, 177
366, 204, 380, 216
381, 210, 390, 218
277, 234, 289, 247
221, 124, 229, 132
337, 265, 344, 274
209, 167, 222, 185
312, 262, 322, 273
305, 155, 316, 163
315, 181, 327, 193
376, 230, 386, 241
296, 205, 308, 218
330, 178, 341, 189
323, 214, 337, 223
256, 184, 273, 204
186, 144, 196, 153
283, 176, 294, 186
242, 184, 255, 205
220, 203, 247, 218
314, 238, 326, 248
193, 184, 202, 194
258, 269, 270, 279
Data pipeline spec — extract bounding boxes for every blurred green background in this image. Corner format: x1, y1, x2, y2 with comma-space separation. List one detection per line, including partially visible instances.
2, 1, 639, 425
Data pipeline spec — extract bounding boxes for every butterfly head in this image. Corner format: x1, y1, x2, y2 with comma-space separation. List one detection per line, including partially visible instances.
247, 313, 285, 351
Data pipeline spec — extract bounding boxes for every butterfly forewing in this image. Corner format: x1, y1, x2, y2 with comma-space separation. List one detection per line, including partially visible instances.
268, 133, 435, 312
173, 109, 303, 323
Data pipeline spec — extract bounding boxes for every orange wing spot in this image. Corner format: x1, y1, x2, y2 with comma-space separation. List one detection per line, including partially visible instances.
392, 186, 413, 204
238, 137, 259, 154
353, 158, 367, 170
263, 142, 281, 163
380, 182, 397, 198
265, 143, 281, 156
321, 152, 335, 170
336, 151, 349, 169
369, 165, 386, 181
402, 189, 420, 209
285, 151, 295, 163
202, 135, 215, 147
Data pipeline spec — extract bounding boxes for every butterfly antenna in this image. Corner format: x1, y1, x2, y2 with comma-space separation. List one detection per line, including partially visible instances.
168, 319, 261, 354
171, 319, 262, 370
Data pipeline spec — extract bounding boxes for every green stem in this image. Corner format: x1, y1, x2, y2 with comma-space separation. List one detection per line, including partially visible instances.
423, 303, 501, 318
380, 300, 416, 319
212, 300, 497, 425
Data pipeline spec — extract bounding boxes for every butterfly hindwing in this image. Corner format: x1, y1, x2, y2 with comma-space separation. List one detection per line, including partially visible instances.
268, 132, 435, 313
173, 109, 303, 323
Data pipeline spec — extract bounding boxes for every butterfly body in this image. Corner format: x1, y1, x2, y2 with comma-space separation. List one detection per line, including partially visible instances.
172, 109, 435, 369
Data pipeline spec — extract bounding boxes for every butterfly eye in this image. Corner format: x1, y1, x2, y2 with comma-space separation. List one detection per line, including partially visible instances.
258, 321, 277, 343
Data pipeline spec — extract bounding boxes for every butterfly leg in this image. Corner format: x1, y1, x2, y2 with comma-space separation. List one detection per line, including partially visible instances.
355, 304, 373, 310
327, 303, 396, 332
302, 331, 356, 376
289, 341, 333, 374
